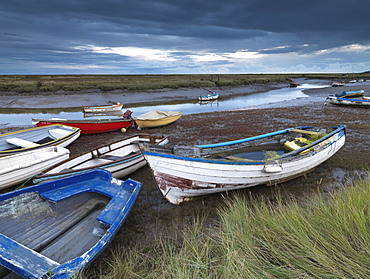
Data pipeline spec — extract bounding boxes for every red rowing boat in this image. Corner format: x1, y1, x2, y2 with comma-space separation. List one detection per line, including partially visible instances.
32, 117, 133, 134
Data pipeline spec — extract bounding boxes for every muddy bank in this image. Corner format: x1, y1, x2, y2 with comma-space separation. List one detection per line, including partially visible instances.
0, 83, 283, 109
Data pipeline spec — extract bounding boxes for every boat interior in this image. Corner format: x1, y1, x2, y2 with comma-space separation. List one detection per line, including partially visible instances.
1, 127, 72, 151
141, 128, 329, 162
0, 170, 138, 278
0, 191, 110, 278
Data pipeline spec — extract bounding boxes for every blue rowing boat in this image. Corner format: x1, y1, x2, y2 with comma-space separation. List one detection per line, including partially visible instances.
335, 90, 364, 98
0, 169, 142, 278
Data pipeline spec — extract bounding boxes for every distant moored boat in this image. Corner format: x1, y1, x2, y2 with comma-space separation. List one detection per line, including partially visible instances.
198, 92, 219, 101
82, 102, 123, 113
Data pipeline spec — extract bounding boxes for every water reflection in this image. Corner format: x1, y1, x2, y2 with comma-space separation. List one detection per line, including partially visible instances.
0, 83, 327, 127
83, 110, 124, 118
198, 100, 219, 106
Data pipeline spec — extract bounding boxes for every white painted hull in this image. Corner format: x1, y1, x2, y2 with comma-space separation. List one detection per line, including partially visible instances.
142, 126, 346, 204
82, 103, 123, 113
198, 93, 219, 101
34, 134, 168, 183
0, 124, 80, 157
0, 146, 70, 189
326, 96, 370, 107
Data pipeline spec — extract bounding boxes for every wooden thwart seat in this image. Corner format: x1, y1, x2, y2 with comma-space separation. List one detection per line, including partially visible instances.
99, 155, 127, 161
6, 138, 40, 148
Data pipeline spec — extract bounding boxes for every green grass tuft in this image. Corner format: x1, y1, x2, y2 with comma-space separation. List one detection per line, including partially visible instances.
77, 175, 370, 278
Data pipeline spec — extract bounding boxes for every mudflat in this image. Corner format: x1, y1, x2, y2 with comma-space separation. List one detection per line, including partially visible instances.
1, 79, 370, 277
0, 83, 281, 109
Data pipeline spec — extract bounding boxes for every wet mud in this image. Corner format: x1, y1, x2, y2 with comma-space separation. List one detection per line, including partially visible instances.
2, 80, 370, 275
83, 92, 370, 274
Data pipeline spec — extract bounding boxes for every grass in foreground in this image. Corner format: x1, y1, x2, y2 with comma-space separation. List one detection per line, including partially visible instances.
80, 175, 370, 278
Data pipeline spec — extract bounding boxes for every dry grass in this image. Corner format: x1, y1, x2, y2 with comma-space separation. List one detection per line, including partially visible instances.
1, 73, 368, 93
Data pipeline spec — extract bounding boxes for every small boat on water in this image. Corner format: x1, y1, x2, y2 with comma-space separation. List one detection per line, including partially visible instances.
335, 90, 364, 98
198, 92, 219, 101
0, 124, 80, 157
0, 146, 70, 190
140, 125, 346, 205
0, 169, 142, 278
330, 82, 345, 87
33, 134, 169, 183
325, 95, 370, 108
32, 112, 134, 134
289, 81, 299, 87
82, 102, 123, 113
134, 110, 182, 129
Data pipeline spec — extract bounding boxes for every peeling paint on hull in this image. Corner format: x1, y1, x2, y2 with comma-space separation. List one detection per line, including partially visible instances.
142, 125, 346, 205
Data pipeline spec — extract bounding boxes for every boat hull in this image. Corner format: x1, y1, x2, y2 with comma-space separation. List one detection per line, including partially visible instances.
135, 114, 182, 128
330, 82, 345, 87
289, 82, 299, 87
326, 96, 370, 107
33, 118, 133, 134
34, 134, 168, 183
0, 146, 70, 189
198, 93, 219, 101
335, 90, 364, 98
0, 124, 80, 157
142, 126, 346, 204
0, 169, 142, 278
82, 103, 123, 113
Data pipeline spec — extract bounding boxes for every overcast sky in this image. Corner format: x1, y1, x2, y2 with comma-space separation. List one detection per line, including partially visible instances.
1, 0, 370, 75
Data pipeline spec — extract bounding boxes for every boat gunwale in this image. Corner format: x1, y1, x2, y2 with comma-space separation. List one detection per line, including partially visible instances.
334, 97, 370, 102
32, 118, 133, 124
0, 124, 81, 156
82, 103, 123, 110
0, 169, 142, 278
34, 134, 168, 181
142, 125, 346, 165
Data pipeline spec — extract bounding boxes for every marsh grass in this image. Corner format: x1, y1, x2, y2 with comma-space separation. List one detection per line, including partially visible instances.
2, 73, 368, 93
79, 175, 370, 278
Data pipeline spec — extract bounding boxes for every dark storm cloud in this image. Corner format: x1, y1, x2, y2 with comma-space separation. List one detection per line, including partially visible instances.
0, 0, 370, 74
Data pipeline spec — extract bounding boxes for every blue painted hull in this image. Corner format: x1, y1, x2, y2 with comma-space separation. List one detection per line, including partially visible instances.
335, 90, 364, 98
0, 169, 142, 278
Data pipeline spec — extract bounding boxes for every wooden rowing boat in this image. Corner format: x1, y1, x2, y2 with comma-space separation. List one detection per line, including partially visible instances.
0, 124, 80, 157
82, 102, 123, 113
0, 169, 142, 278
198, 92, 219, 101
134, 110, 182, 129
325, 95, 370, 107
289, 81, 299, 87
32, 115, 134, 134
335, 90, 364, 98
33, 134, 168, 183
330, 82, 345, 87
140, 125, 346, 205
0, 146, 70, 190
